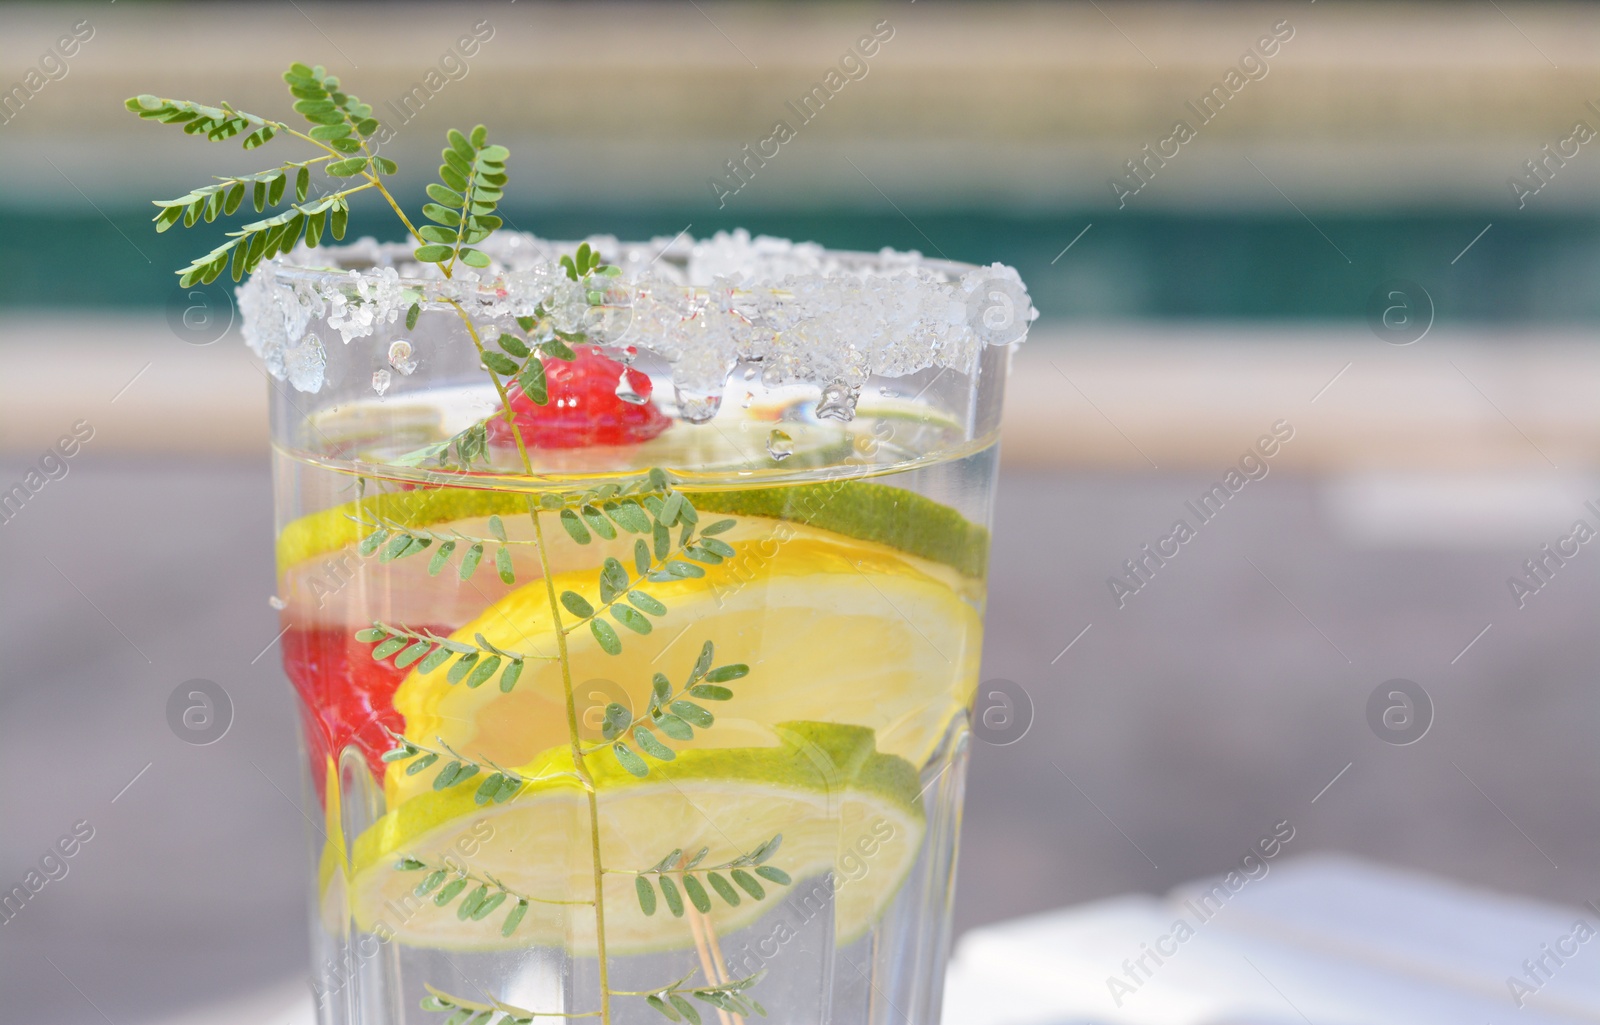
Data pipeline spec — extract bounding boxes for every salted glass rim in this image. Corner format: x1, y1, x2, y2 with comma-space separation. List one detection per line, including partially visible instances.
261, 234, 999, 291
239, 229, 1036, 405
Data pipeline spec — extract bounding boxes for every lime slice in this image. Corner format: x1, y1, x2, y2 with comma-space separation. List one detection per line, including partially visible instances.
276, 478, 987, 578
696, 480, 987, 578
386, 531, 980, 807
342, 723, 924, 954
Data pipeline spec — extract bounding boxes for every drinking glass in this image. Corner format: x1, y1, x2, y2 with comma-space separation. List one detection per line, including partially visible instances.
247, 231, 1032, 1025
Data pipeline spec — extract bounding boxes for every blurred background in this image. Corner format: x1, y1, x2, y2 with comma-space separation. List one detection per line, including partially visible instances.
3, 2, 1599, 1023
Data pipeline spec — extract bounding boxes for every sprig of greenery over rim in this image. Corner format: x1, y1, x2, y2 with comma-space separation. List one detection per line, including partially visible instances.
130, 63, 780, 1025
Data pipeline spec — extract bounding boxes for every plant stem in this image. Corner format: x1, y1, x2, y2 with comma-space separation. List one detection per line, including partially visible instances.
357, 137, 614, 1024
446, 286, 614, 1025
533, 506, 614, 1025
370, 176, 428, 252
282, 121, 427, 250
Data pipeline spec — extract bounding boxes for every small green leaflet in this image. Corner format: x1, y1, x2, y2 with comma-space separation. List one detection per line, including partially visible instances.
592, 619, 621, 656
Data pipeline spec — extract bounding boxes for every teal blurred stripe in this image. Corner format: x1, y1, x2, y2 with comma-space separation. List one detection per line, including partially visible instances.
3, 205, 1595, 322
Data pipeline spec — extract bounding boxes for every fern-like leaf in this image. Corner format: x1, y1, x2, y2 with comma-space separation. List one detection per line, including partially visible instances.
151, 159, 325, 235
281, 62, 383, 154
123, 95, 283, 147
596, 642, 745, 776
175, 192, 356, 286
416, 125, 507, 272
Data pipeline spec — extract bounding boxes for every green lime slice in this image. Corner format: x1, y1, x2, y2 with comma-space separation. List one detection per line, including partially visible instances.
338, 723, 925, 954
277, 478, 987, 577
695, 480, 987, 577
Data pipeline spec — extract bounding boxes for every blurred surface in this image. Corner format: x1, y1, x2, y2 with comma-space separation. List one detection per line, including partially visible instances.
945, 856, 1600, 1024
6, 1, 1600, 211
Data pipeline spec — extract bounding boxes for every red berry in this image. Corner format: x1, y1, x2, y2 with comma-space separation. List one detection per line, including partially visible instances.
282, 625, 419, 798
487, 346, 670, 449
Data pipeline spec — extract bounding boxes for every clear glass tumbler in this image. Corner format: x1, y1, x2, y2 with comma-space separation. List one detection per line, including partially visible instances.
247, 231, 1031, 1025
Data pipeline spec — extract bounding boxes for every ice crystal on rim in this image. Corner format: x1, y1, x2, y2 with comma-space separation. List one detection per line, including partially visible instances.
238, 229, 1036, 413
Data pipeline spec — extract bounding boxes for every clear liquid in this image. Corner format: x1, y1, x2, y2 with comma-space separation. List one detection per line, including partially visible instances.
274, 400, 997, 1025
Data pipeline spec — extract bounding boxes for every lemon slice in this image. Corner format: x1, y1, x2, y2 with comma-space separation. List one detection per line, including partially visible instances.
342, 723, 924, 954
385, 531, 980, 808
279, 505, 982, 635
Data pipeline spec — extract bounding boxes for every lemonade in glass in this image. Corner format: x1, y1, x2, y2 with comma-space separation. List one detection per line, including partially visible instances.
247, 227, 1030, 1025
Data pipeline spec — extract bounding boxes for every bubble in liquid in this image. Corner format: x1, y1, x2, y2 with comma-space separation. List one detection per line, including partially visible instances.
388, 339, 417, 375
816, 379, 858, 422
616, 369, 648, 405
267, 595, 287, 610
372, 369, 391, 396
766, 429, 794, 461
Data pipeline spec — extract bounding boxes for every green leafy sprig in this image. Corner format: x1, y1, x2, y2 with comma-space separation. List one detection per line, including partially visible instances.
124, 95, 279, 147
482, 313, 589, 407
419, 970, 768, 1025
395, 307, 600, 472
358, 622, 551, 693
356, 512, 520, 584
560, 241, 604, 282
283, 61, 386, 162
124, 62, 398, 286
642, 970, 768, 1024
414, 127, 506, 271
135, 63, 774, 1025
559, 240, 624, 305
151, 157, 328, 233
553, 484, 738, 658
397, 856, 593, 940
402, 859, 533, 937
175, 188, 356, 286
591, 641, 746, 778
415, 418, 495, 473
625, 834, 789, 919
378, 731, 532, 801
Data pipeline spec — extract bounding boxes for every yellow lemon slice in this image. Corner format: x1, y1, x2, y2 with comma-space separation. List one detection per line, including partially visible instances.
386, 529, 980, 809
341, 723, 923, 954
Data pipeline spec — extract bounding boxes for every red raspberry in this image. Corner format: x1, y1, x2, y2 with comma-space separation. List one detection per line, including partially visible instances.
281, 625, 416, 796
487, 346, 670, 449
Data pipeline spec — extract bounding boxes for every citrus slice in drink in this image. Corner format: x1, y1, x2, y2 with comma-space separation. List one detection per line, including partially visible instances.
276, 477, 988, 579
277, 480, 986, 786
382, 528, 980, 807
341, 723, 924, 954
